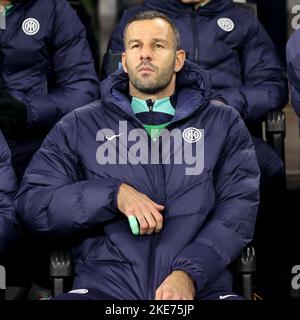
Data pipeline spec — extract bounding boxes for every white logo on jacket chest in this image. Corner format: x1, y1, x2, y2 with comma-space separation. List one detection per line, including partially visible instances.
217, 18, 234, 32
183, 128, 202, 143
22, 18, 40, 35
68, 289, 88, 294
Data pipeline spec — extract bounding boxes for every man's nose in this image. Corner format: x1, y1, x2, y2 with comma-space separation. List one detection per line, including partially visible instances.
140, 45, 153, 61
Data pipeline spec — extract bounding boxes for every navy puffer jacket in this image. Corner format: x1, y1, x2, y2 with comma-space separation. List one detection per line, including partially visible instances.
16, 61, 260, 299
103, 0, 288, 122
0, 0, 99, 129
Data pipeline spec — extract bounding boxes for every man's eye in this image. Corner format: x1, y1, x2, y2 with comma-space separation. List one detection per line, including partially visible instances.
131, 44, 140, 49
154, 44, 163, 48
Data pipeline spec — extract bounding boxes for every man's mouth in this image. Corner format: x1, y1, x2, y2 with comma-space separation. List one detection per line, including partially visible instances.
139, 67, 154, 72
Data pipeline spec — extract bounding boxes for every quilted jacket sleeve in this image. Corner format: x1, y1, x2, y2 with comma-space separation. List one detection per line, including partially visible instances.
171, 109, 260, 292
0, 131, 21, 258
15, 112, 122, 239
23, 0, 99, 127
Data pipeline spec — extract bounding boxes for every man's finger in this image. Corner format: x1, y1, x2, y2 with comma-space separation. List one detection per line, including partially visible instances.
150, 208, 163, 233
134, 210, 149, 235
144, 214, 157, 235
152, 202, 164, 210
143, 202, 163, 233
138, 202, 157, 235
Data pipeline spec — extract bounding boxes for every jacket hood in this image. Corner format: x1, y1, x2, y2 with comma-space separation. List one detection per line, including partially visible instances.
100, 60, 211, 122
144, 0, 234, 16
11, 0, 34, 8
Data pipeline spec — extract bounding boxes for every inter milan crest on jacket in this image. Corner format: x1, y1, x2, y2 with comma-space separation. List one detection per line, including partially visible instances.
22, 18, 40, 35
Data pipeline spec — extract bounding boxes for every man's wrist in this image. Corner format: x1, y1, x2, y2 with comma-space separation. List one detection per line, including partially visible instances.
173, 270, 194, 284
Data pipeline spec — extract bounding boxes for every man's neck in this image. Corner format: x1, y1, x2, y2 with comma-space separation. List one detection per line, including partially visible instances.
129, 90, 173, 102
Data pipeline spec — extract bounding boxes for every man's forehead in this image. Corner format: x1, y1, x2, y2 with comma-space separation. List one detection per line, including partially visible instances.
125, 18, 173, 41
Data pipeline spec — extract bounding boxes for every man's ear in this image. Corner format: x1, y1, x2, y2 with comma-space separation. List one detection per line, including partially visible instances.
121, 52, 128, 73
174, 49, 186, 73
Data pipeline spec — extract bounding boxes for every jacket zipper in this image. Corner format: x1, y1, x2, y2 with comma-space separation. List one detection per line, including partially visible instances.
147, 158, 166, 299
146, 99, 154, 112
108, 100, 164, 299
191, 12, 200, 65
147, 164, 158, 299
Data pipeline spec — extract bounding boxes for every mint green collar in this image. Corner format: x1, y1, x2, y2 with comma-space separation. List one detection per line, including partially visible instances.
1, 4, 13, 16
131, 96, 175, 116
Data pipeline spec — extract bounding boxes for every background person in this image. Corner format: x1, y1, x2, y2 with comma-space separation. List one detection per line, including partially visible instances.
0, 0, 100, 180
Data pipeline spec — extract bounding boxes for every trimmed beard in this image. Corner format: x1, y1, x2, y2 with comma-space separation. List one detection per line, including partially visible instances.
126, 57, 176, 95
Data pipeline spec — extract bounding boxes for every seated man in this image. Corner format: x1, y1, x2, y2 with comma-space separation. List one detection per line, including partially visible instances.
0, 130, 20, 261
16, 11, 260, 300
0, 0, 100, 180
287, 28, 300, 123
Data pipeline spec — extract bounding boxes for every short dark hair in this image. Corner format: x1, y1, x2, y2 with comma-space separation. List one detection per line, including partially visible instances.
123, 10, 181, 51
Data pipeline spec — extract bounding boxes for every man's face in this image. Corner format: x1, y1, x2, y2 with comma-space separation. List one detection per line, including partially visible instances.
122, 18, 184, 96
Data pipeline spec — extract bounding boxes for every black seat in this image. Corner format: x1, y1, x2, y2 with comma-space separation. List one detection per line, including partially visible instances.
50, 246, 257, 300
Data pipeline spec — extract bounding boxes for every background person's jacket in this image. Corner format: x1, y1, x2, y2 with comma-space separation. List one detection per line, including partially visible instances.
0, 130, 20, 259
287, 29, 300, 122
0, 0, 99, 134
103, 0, 287, 122
15, 61, 260, 299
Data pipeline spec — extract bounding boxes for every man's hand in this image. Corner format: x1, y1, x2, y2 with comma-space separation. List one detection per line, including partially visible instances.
155, 270, 195, 300
117, 183, 164, 235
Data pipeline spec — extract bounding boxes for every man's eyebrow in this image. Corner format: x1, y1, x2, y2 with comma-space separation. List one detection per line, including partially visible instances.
127, 39, 143, 45
127, 38, 170, 45
152, 38, 169, 44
